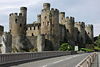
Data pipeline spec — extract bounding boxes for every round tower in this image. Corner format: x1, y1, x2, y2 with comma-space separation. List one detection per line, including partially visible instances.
20, 7, 27, 17
41, 3, 60, 50
65, 17, 75, 45
20, 7, 27, 25
59, 12, 65, 24
43, 3, 50, 10
75, 22, 86, 47
9, 7, 27, 36
85, 24, 94, 43
0, 25, 4, 36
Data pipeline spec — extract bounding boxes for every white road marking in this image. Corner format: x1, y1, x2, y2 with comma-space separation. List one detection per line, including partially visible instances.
42, 54, 81, 67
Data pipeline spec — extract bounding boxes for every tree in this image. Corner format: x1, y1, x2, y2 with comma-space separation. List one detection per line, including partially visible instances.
59, 43, 73, 51
95, 35, 100, 47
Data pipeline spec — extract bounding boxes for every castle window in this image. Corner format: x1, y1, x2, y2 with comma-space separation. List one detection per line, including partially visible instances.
34, 27, 35, 30
32, 33, 34, 36
15, 19, 17, 23
43, 22, 44, 25
10, 30, 11, 32
78, 31, 80, 34
38, 26, 40, 29
62, 18, 63, 20
30, 27, 32, 30
82, 26, 84, 28
66, 29, 69, 32
44, 16, 47, 19
20, 24, 22, 27
88, 32, 90, 34
47, 21, 49, 26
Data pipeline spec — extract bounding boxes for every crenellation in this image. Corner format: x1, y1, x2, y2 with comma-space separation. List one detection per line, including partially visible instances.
43, 3, 50, 10
65, 16, 75, 23
75, 22, 86, 47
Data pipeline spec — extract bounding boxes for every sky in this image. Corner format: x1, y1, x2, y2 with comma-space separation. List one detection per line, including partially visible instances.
0, 0, 100, 36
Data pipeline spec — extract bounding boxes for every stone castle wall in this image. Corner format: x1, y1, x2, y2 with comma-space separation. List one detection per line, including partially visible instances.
26, 23, 41, 36
9, 7, 27, 36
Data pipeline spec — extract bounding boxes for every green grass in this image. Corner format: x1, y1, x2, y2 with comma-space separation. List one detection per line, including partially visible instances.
94, 46, 100, 51
80, 48, 94, 52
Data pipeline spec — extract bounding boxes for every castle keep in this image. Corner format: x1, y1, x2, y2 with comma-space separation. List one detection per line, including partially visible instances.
0, 3, 94, 53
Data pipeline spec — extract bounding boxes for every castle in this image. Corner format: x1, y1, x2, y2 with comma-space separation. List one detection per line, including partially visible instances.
0, 3, 94, 53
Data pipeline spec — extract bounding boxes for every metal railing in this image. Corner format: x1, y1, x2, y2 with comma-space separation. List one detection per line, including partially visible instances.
75, 52, 97, 67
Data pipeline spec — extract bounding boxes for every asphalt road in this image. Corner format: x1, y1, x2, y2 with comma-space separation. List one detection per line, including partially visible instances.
10, 53, 90, 67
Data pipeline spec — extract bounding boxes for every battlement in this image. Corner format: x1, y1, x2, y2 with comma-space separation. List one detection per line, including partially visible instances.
37, 14, 41, 17
75, 22, 85, 25
9, 13, 23, 17
60, 12, 65, 14
27, 23, 41, 30
59, 12, 65, 17
43, 3, 50, 10
85, 24, 93, 28
65, 16, 75, 22
20, 7, 27, 10
51, 8, 59, 14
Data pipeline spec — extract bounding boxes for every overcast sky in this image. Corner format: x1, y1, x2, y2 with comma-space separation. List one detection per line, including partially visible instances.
0, 0, 100, 36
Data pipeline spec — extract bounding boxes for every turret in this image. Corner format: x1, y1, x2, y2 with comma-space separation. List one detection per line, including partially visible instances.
43, 3, 50, 10
9, 7, 27, 36
75, 22, 86, 47
66, 16, 75, 23
59, 12, 65, 24
20, 7, 27, 17
65, 16, 75, 45
41, 3, 60, 50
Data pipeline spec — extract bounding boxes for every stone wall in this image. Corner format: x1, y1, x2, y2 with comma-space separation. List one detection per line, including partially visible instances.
26, 23, 41, 36
9, 7, 27, 36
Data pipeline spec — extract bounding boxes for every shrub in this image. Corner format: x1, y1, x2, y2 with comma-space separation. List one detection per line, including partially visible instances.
59, 43, 73, 51
94, 46, 100, 51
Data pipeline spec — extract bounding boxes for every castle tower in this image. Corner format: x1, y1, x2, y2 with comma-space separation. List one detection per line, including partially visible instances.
59, 12, 65, 24
65, 17, 75, 45
9, 7, 27, 36
85, 24, 94, 43
41, 3, 60, 50
75, 22, 86, 47
20, 7, 27, 19
0, 25, 4, 36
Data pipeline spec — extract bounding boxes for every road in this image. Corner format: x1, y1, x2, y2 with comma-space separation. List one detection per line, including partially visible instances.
10, 53, 90, 67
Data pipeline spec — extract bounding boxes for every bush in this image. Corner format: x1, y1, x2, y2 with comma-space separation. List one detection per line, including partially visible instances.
80, 48, 94, 52
95, 35, 100, 47
59, 43, 73, 51
94, 46, 100, 51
